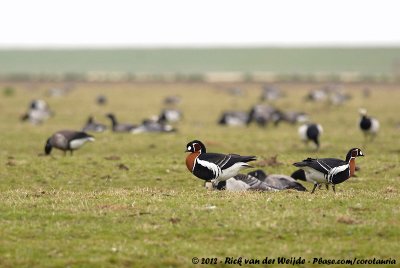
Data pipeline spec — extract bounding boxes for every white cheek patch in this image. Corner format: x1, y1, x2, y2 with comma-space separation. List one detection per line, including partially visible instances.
187, 146, 192, 151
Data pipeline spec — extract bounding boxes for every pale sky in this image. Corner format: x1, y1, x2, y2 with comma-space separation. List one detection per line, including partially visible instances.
1, 0, 399, 48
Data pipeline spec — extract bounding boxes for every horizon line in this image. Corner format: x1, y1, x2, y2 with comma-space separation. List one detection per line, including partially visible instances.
1, 42, 400, 50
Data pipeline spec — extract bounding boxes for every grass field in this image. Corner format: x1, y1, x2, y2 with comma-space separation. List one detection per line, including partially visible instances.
1, 48, 400, 76
0, 81, 399, 267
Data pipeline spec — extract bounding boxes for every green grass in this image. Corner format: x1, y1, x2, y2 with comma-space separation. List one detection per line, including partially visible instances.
0, 47, 400, 75
0, 82, 399, 267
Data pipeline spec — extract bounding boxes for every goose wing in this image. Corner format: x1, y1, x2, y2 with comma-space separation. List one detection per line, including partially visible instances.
198, 153, 256, 170
294, 157, 347, 175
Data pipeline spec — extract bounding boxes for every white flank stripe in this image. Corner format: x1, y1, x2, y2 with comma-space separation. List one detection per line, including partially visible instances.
196, 159, 221, 177
328, 164, 349, 176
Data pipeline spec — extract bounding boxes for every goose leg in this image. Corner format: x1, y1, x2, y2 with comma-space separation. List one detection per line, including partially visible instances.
311, 183, 318, 194
325, 184, 329, 190
332, 184, 336, 193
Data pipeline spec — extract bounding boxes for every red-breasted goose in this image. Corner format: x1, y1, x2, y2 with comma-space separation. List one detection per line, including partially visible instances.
185, 140, 256, 185
293, 148, 364, 193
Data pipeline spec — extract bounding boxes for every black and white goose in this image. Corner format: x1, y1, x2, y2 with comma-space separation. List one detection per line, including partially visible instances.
329, 90, 351, 106
293, 148, 364, 193
106, 113, 136, 132
260, 85, 283, 101
82, 116, 107, 133
218, 111, 249, 126
248, 170, 307, 191
281, 111, 309, 125
45, 130, 95, 155
131, 119, 176, 134
158, 108, 182, 123
298, 123, 323, 149
247, 104, 279, 127
359, 108, 379, 139
21, 99, 53, 125
305, 89, 328, 102
185, 140, 256, 185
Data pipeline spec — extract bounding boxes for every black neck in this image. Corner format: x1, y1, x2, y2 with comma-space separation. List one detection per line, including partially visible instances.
345, 151, 353, 162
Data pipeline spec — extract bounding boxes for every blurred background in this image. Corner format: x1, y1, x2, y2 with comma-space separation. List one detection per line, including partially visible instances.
1, 0, 400, 83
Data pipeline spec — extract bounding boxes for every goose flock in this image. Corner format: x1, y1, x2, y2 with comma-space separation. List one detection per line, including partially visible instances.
18, 84, 384, 194
19, 92, 182, 158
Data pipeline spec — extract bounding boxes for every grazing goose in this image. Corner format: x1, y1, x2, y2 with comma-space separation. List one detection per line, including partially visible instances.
82, 116, 107, 133
260, 85, 283, 101
164, 95, 181, 106
248, 170, 307, 191
21, 99, 53, 125
305, 89, 328, 102
96, 95, 107, 105
45, 130, 95, 156
329, 90, 351, 106
359, 108, 379, 140
106, 113, 136, 132
247, 104, 280, 127
185, 140, 256, 185
260, 109, 305, 127
282, 111, 309, 125
131, 119, 176, 134
158, 108, 182, 123
293, 148, 364, 193
205, 173, 279, 192
218, 111, 249, 126
298, 123, 323, 150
